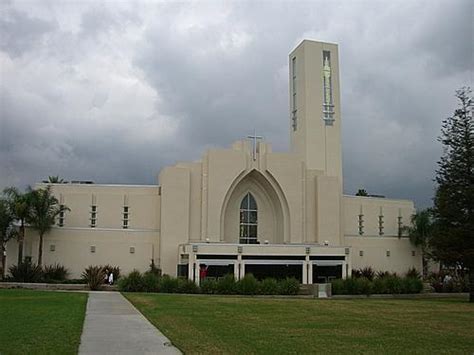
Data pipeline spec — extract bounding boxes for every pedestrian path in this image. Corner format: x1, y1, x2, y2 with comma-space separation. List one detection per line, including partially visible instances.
79, 291, 181, 355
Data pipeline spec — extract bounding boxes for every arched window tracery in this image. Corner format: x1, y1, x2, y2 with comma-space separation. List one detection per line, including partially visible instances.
239, 192, 258, 244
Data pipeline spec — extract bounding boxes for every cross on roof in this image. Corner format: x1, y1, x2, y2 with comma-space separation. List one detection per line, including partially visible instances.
247, 129, 263, 161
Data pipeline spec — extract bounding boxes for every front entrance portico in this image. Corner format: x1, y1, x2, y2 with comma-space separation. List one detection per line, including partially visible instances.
179, 243, 350, 285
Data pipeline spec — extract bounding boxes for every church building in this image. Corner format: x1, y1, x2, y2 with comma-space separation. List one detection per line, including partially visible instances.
7, 40, 422, 283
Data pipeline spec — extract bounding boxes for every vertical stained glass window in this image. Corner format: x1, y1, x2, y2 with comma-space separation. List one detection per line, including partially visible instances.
322, 50, 335, 123
239, 193, 258, 244
292, 57, 297, 130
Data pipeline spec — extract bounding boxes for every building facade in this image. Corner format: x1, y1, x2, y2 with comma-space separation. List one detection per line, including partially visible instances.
6, 40, 421, 283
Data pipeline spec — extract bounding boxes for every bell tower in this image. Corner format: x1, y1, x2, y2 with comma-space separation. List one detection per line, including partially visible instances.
289, 40, 343, 182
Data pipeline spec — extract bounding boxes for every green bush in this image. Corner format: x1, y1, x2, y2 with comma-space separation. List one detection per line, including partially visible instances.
159, 275, 180, 293
331, 279, 346, 295
376, 271, 391, 279
278, 277, 300, 295
372, 277, 388, 294
176, 278, 199, 294
8, 261, 43, 283
216, 274, 237, 294
82, 265, 105, 291
118, 270, 144, 292
405, 267, 421, 280
200, 278, 218, 294
237, 274, 259, 295
148, 260, 162, 277
344, 278, 358, 294
332, 275, 423, 295
359, 267, 376, 281
43, 263, 69, 282
357, 277, 373, 295
260, 278, 279, 295
402, 277, 423, 294
385, 275, 403, 294
343, 277, 372, 295
141, 272, 160, 292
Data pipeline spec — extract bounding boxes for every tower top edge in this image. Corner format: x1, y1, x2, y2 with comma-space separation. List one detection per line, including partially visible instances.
289, 39, 338, 55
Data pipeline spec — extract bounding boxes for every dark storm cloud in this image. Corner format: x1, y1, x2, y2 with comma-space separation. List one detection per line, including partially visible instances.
0, 0, 472, 209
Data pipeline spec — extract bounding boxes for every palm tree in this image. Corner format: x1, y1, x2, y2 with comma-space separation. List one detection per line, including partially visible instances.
28, 186, 68, 266
404, 209, 434, 278
3, 187, 32, 264
0, 198, 16, 279
46, 176, 65, 184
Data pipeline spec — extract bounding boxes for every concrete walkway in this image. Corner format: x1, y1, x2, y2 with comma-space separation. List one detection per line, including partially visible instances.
79, 292, 181, 355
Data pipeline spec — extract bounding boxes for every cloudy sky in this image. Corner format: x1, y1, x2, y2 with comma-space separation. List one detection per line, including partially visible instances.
0, 0, 472, 208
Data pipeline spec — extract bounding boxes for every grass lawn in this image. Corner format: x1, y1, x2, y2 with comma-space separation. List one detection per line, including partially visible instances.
126, 293, 474, 354
0, 289, 88, 355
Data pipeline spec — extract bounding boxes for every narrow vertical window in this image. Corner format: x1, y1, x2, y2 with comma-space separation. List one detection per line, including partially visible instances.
58, 205, 65, 227
239, 193, 258, 244
292, 57, 297, 131
90, 205, 97, 228
358, 213, 364, 235
57, 194, 65, 227
123, 205, 129, 229
378, 208, 384, 236
90, 195, 97, 228
397, 215, 403, 237
322, 50, 335, 124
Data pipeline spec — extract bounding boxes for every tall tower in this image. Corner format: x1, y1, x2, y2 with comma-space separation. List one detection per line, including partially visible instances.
289, 40, 343, 182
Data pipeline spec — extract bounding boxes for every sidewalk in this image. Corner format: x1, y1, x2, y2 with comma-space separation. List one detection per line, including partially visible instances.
79, 292, 181, 355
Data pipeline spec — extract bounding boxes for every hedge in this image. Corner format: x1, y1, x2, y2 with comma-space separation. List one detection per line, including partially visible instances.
331, 275, 423, 295
118, 271, 300, 295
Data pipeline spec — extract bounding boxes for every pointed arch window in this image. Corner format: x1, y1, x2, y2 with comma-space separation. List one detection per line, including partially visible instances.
239, 192, 258, 244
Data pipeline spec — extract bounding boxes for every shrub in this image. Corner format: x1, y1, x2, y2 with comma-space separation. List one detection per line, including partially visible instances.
405, 267, 421, 280
216, 274, 237, 294
43, 263, 69, 282
352, 269, 362, 278
260, 278, 279, 295
359, 267, 376, 281
356, 277, 373, 295
237, 274, 259, 295
344, 277, 358, 294
176, 278, 199, 294
82, 266, 105, 291
332, 275, 423, 295
343, 277, 372, 295
331, 279, 346, 295
200, 278, 218, 294
402, 277, 423, 294
149, 260, 162, 277
385, 275, 403, 294
278, 277, 300, 295
376, 271, 391, 279
9, 261, 43, 283
372, 277, 389, 294
159, 275, 180, 293
141, 272, 160, 292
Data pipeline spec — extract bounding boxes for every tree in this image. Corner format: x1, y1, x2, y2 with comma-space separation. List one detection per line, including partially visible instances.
431, 87, 474, 302
356, 189, 368, 196
28, 186, 68, 266
0, 198, 16, 279
45, 176, 66, 184
3, 187, 32, 264
404, 209, 434, 278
